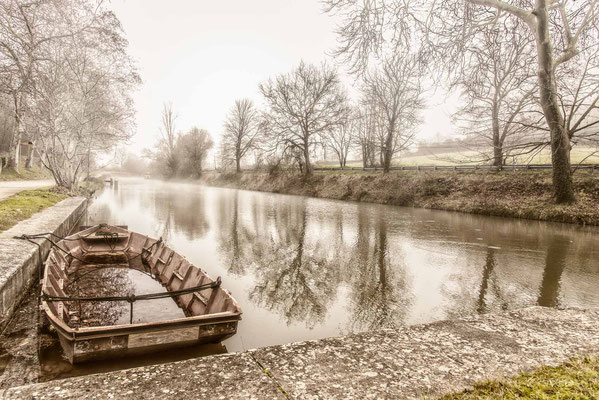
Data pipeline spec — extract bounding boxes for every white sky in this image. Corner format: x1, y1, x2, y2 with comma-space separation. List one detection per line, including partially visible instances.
109, 0, 458, 152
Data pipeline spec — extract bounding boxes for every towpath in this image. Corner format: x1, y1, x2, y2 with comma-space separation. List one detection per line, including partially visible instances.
0, 180, 55, 201
3, 306, 599, 399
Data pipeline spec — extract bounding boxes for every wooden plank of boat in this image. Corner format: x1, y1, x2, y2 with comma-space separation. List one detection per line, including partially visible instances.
40, 224, 242, 364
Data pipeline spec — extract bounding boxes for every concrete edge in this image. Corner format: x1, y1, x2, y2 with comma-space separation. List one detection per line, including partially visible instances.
0, 197, 87, 328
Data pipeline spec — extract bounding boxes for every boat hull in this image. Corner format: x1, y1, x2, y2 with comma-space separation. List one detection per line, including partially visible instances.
54, 319, 239, 363
41, 224, 243, 364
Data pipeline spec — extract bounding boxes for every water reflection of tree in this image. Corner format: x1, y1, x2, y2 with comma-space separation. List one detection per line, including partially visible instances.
249, 202, 338, 328
348, 208, 411, 332
442, 246, 507, 318
67, 267, 135, 328
217, 191, 255, 276
537, 235, 570, 307
152, 190, 210, 240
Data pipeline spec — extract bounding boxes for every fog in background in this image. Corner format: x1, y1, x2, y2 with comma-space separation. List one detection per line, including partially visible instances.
111, 0, 456, 152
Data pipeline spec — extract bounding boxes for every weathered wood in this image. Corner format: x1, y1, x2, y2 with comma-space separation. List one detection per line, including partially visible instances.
41, 224, 242, 364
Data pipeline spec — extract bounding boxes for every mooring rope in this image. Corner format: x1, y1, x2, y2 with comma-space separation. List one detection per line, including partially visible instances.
42, 277, 221, 303
15, 229, 216, 326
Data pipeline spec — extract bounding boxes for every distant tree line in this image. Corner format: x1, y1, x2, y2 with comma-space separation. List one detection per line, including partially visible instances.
215, 56, 425, 175
0, 0, 140, 190
146, 102, 214, 179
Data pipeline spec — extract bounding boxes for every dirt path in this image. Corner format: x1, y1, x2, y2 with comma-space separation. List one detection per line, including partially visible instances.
0, 181, 55, 202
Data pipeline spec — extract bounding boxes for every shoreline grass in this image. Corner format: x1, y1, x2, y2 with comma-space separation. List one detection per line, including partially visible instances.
441, 357, 599, 399
0, 188, 67, 233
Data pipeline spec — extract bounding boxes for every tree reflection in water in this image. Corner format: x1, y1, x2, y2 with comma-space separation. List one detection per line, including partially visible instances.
347, 207, 411, 332
66, 267, 135, 328
249, 200, 339, 328
152, 190, 211, 241
217, 191, 255, 276
537, 235, 570, 307
475, 247, 507, 314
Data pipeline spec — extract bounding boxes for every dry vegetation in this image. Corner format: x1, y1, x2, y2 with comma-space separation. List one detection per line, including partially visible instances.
203, 170, 599, 225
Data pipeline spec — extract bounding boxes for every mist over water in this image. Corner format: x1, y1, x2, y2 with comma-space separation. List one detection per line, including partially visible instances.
87, 178, 599, 352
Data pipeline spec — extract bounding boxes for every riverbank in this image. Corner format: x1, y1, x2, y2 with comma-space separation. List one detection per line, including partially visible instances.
202, 170, 599, 225
4, 306, 599, 399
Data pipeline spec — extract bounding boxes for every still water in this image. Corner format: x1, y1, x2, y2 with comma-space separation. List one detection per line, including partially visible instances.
87, 178, 599, 352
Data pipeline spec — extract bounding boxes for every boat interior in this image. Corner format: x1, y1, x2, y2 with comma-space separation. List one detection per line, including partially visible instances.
42, 224, 242, 329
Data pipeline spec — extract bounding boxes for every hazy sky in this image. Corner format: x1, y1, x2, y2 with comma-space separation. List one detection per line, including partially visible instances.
110, 0, 457, 152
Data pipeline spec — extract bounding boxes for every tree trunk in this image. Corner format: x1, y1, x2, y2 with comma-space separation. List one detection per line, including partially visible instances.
303, 135, 312, 175
535, 0, 574, 203
25, 144, 34, 169
491, 101, 503, 167
236, 142, 242, 173
492, 109, 503, 167
7, 114, 21, 172
383, 126, 394, 173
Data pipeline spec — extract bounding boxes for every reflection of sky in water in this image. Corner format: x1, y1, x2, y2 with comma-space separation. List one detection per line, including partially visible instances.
87, 178, 599, 352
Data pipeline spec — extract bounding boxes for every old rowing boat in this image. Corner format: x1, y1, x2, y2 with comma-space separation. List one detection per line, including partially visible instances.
40, 224, 242, 363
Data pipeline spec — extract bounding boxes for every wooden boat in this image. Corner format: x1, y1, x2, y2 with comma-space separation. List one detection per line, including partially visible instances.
41, 224, 242, 363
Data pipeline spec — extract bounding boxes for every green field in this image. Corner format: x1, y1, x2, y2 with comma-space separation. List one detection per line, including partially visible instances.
316, 146, 599, 168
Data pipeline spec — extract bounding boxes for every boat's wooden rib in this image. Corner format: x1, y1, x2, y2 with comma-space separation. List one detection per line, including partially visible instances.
41, 224, 242, 364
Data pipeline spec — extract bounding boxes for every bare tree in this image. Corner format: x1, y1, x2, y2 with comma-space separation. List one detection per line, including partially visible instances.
259, 61, 350, 175
21, 4, 138, 189
353, 104, 380, 168
325, 0, 599, 203
361, 54, 425, 172
557, 44, 599, 150
326, 112, 355, 168
452, 21, 538, 166
0, 0, 102, 173
160, 102, 178, 177
178, 127, 213, 177
223, 98, 260, 172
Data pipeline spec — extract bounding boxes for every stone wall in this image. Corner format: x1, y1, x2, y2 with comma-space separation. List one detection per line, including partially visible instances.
3, 307, 599, 399
0, 197, 87, 327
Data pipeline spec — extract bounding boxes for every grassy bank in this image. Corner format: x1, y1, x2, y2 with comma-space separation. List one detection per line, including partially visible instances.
0, 188, 67, 233
441, 357, 599, 399
202, 169, 599, 225
0, 166, 53, 181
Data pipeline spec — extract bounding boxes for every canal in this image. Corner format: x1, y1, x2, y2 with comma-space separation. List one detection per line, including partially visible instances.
82, 178, 599, 354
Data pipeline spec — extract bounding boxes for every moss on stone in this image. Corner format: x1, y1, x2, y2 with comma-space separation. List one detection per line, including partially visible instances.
0, 188, 67, 232
442, 357, 599, 399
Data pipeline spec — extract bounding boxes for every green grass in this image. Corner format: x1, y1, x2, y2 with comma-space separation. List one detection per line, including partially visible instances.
0, 166, 53, 181
0, 188, 67, 233
441, 357, 599, 400
401, 147, 599, 167
316, 146, 599, 168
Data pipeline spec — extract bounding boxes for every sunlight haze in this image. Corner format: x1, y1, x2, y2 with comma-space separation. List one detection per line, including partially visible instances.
110, 0, 455, 152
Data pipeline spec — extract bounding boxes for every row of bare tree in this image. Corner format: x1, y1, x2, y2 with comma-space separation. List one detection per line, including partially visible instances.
0, 0, 139, 189
217, 0, 598, 204
218, 57, 425, 175
323, 0, 599, 203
